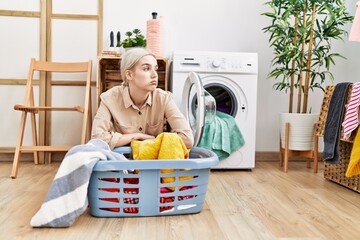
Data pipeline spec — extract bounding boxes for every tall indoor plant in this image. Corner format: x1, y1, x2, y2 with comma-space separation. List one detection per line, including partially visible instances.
262, 0, 352, 150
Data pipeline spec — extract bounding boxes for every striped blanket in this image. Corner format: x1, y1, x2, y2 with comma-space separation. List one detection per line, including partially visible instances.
30, 139, 127, 228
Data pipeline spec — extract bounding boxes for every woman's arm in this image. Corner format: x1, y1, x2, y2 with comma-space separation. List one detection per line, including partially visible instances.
91, 101, 121, 149
165, 98, 194, 148
115, 132, 154, 147
92, 101, 155, 148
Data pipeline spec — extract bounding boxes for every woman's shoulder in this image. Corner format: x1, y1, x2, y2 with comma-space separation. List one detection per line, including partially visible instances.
153, 88, 172, 97
99, 85, 127, 107
152, 88, 173, 101
100, 85, 125, 99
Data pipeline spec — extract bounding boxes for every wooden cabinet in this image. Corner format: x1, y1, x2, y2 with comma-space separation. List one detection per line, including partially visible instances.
96, 55, 169, 107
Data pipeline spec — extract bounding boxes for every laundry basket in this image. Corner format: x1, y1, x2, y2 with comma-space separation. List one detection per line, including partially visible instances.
88, 147, 219, 217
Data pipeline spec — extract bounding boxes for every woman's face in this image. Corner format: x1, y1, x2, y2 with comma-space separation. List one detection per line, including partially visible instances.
127, 55, 158, 93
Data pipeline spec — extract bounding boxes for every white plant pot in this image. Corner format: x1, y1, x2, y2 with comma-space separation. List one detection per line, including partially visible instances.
279, 113, 319, 151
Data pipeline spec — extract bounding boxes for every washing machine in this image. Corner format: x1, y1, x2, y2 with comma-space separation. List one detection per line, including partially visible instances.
171, 51, 258, 169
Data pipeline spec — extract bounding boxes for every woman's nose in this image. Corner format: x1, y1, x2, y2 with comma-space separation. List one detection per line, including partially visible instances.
151, 69, 158, 77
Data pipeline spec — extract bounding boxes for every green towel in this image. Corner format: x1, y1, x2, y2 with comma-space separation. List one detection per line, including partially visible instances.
198, 111, 245, 160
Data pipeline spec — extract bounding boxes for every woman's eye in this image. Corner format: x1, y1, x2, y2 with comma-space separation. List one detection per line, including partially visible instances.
142, 65, 157, 72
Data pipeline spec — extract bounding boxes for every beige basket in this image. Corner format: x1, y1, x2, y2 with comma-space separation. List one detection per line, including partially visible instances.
315, 85, 360, 193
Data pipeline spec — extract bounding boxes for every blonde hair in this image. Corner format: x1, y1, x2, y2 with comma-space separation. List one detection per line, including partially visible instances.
120, 48, 156, 86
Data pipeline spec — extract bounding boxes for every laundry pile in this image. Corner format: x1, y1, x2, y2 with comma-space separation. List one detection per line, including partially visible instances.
131, 132, 196, 213
94, 132, 197, 214
199, 111, 245, 160
30, 133, 199, 227
323, 82, 360, 177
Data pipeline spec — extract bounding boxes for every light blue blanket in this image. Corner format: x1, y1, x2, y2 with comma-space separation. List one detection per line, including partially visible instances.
198, 111, 245, 160
30, 139, 127, 228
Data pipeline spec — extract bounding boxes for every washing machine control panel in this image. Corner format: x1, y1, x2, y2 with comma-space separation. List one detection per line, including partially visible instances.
206, 56, 256, 73
172, 52, 258, 74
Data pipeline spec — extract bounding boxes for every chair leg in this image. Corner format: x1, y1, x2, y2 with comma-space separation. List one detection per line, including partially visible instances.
284, 122, 290, 173
11, 112, 27, 179
86, 110, 92, 142
81, 101, 91, 144
82, 79, 92, 144
29, 90, 39, 164
88, 89, 92, 131
82, 103, 92, 144
87, 97, 93, 142
30, 112, 39, 164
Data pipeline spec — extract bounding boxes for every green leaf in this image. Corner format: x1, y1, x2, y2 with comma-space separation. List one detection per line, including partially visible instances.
261, 0, 352, 113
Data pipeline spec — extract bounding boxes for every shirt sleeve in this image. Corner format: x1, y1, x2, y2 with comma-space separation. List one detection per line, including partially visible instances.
91, 100, 122, 149
165, 97, 194, 148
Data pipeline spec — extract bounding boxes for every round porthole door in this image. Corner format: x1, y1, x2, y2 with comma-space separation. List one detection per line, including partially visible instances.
182, 72, 216, 146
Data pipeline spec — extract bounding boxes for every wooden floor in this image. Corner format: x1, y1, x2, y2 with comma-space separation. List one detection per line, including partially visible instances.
1, 160, 359, 240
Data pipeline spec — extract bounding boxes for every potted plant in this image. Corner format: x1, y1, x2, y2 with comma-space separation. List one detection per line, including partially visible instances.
120, 28, 147, 49
262, 0, 353, 150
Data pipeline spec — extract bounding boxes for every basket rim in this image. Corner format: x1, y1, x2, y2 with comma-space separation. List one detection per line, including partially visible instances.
92, 146, 219, 171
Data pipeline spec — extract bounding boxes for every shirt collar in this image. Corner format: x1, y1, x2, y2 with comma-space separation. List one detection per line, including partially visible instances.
123, 86, 153, 109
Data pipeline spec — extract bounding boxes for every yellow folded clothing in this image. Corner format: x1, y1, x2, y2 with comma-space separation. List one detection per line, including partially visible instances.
346, 129, 360, 177
131, 132, 192, 188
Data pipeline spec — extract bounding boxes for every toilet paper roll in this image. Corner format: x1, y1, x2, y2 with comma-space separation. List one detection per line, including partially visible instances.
146, 17, 164, 56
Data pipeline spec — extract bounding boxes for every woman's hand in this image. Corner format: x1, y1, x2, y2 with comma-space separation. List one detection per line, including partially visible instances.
115, 132, 155, 147
132, 133, 155, 141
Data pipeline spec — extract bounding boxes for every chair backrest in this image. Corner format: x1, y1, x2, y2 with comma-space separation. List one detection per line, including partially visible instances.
24, 58, 92, 105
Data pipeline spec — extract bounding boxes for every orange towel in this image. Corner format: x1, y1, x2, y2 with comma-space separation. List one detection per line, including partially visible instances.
131, 132, 192, 187
346, 129, 360, 177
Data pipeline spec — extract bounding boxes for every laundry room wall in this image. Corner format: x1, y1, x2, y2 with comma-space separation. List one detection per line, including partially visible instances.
1, 0, 359, 154
104, 0, 360, 152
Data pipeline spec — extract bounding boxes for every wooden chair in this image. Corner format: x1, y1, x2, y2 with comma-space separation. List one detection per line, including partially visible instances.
11, 58, 93, 178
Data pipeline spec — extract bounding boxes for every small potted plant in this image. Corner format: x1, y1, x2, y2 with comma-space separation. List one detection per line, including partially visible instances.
120, 29, 146, 49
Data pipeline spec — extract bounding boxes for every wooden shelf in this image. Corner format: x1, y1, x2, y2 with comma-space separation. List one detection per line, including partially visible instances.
96, 55, 169, 107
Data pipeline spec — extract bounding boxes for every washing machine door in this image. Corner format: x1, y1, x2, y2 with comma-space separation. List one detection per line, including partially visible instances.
182, 72, 216, 146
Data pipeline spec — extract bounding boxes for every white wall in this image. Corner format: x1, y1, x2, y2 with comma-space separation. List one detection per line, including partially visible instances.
1, 0, 359, 152
0, 0, 98, 147
103, 0, 360, 151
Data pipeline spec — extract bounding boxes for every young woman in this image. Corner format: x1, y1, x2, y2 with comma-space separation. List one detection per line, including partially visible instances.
91, 48, 194, 149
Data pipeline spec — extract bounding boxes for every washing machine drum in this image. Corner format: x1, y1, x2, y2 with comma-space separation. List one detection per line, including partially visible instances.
182, 72, 216, 146
202, 83, 238, 117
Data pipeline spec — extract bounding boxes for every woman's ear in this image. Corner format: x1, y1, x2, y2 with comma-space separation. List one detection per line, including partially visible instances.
125, 70, 133, 81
